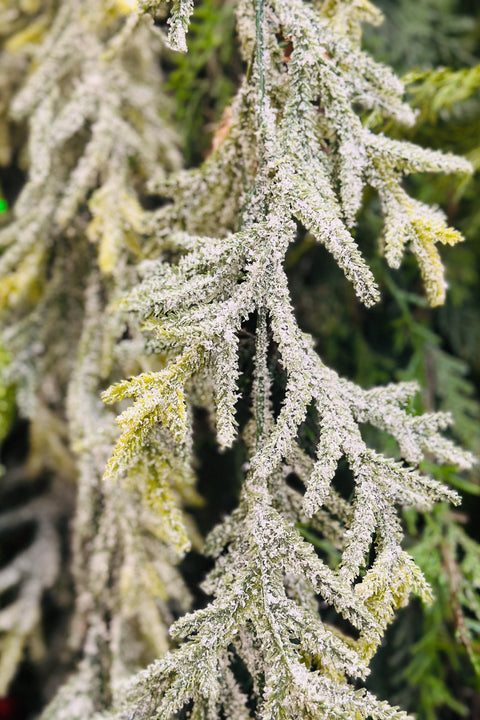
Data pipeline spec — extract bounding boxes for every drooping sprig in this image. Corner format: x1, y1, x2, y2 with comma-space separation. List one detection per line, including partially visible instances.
0, 0, 194, 705
102, 0, 475, 717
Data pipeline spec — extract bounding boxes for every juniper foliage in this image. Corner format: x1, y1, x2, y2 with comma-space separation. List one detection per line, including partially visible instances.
360, 15, 480, 713
0, 0, 193, 705
103, 0, 474, 717
0, 0, 478, 717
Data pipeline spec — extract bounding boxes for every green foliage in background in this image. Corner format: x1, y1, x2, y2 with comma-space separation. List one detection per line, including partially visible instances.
166, 0, 237, 165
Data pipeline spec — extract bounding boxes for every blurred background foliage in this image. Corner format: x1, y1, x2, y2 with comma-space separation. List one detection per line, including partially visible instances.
165, 0, 480, 717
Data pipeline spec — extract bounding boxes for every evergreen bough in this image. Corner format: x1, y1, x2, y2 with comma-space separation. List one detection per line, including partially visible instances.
0, 0, 477, 718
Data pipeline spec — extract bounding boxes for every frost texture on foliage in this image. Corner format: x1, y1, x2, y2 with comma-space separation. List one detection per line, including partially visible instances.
0, 0, 475, 716
0, 0, 178, 316
100, 0, 475, 718
0, 0, 195, 709
0, 472, 63, 695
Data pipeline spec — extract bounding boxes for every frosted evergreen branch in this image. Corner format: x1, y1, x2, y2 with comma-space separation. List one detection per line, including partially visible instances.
1, 0, 477, 715
0, 0, 193, 703
138, 0, 195, 52
101, 1, 476, 716
0, 489, 61, 695
0, 0, 180, 316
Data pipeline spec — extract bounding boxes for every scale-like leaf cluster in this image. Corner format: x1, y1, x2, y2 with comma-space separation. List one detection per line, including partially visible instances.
0, 1, 195, 710
97, 0, 475, 717
0, 0, 476, 717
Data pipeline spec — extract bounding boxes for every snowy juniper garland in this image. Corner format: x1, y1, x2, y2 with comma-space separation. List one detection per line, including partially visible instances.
91, 0, 477, 719
0, 0, 476, 717
0, 0, 196, 705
